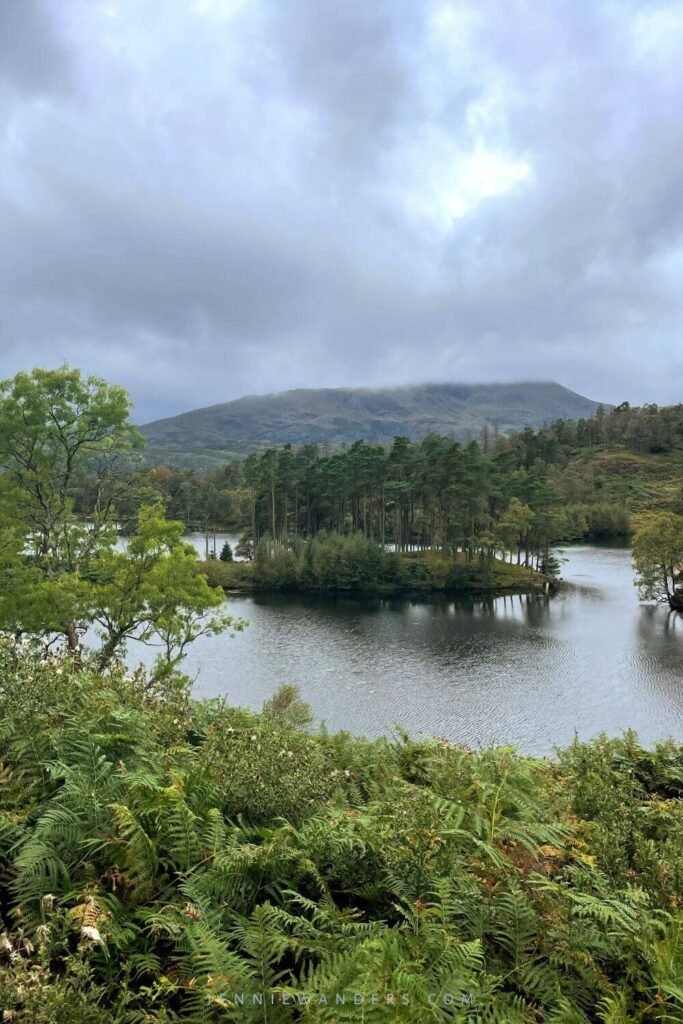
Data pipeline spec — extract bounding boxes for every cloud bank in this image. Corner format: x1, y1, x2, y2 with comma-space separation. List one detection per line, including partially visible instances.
1, 0, 682, 420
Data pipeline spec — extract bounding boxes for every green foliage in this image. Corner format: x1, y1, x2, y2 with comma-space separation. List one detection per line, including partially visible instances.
262, 683, 314, 730
89, 504, 240, 675
0, 640, 682, 1021
235, 533, 254, 560
555, 502, 631, 541
248, 532, 539, 594
632, 511, 683, 604
195, 557, 253, 591
0, 366, 237, 677
253, 533, 391, 591
99, 397, 683, 557
123, 413, 649, 575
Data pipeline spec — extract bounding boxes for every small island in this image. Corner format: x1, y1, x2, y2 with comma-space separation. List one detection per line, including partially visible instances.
196, 535, 550, 597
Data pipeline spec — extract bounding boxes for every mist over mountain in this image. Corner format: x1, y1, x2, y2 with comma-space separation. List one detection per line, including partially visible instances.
140, 382, 602, 459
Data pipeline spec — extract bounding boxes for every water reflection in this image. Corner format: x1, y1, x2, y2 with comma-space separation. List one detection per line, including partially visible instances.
129, 543, 683, 755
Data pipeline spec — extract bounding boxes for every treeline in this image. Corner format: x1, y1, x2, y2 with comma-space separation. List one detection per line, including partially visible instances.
106, 438, 629, 571
509, 400, 683, 463
235, 436, 632, 560
2, 640, 683, 1021
74, 399, 683, 553
160, 435, 629, 571
77, 460, 245, 533
225, 532, 539, 593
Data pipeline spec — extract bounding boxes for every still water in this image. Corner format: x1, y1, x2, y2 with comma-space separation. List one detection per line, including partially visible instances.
161, 543, 683, 754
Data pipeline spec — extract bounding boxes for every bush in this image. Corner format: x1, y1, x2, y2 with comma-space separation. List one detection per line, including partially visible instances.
446, 562, 484, 589
196, 558, 251, 589
252, 532, 388, 591
559, 502, 632, 540
3, 641, 682, 1020
262, 682, 313, 729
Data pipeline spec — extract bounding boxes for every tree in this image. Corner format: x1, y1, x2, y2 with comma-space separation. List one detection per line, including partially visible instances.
0, 366, 235, 673
632, 512, 683, 607
89, 505, 235, 677
495, 497, 533, 564
219, 540, 233, 562
235, 533, 254, 560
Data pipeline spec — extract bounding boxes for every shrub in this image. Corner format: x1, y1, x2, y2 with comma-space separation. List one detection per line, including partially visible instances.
1, 640, 682, 1021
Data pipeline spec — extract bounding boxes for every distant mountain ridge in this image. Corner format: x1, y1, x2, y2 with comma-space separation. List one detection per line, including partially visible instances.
140, 382, 603, 459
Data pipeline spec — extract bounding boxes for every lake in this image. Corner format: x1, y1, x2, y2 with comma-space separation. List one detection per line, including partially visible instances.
163, 542, 683, 754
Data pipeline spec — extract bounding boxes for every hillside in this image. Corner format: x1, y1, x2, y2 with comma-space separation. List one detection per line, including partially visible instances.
140, 381, 602, 457
564, 446, 683, 526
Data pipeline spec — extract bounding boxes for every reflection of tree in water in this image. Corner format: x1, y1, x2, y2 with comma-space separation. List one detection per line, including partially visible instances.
518, 593, 552, 627
377, 592, 553, 626
637, 604, 682, 641
634, 608, 683, 711
254, 590, 554, 630
477, 592, 551, 627
555, 581, 606, 603
661, 608, 683, 636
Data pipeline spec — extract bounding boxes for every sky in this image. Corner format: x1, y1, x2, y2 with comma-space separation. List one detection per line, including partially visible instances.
1, 0, 682, 422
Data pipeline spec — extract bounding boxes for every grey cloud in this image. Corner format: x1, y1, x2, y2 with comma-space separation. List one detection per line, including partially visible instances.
268, 0, 421, 157
0, 0, 73, 94
0, 0, 682, 421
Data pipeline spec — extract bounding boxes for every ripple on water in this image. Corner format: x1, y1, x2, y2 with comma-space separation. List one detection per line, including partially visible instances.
122, 544, 683, 755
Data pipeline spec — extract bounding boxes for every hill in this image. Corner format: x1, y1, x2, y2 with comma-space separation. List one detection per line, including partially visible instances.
562, 446, 683, 526
140, 381, 602, 457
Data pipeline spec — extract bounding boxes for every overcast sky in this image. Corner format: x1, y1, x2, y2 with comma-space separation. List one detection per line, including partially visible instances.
1, 0, 682, 421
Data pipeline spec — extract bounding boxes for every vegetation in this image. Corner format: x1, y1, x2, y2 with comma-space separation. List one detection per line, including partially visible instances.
112, 403, 683, 561
5, 365, 683, 1022
2, 368, 682, 1021
125, 401, 683, 552
1, 641, 682, 1022
140, 381, 600, 452
197, 533, 544, 595
633, 512, 683, 607
0, 367, 237, 678
112, 432, 629, 574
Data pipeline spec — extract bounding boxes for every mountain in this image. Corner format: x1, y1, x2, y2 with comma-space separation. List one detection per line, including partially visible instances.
140, 382, 603, 458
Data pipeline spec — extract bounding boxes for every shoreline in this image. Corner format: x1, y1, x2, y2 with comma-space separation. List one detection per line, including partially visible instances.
197, 557, 551, 600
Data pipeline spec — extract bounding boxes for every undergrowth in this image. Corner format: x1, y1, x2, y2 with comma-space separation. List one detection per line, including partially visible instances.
0, 637, 682, 1022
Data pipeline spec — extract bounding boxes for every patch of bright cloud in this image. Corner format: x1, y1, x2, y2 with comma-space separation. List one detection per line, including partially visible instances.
629, 3, 683, 61
397, 132, 533, 232
459, 146, 531, 200
428, 1, 482, 61
190, 0, 250, 21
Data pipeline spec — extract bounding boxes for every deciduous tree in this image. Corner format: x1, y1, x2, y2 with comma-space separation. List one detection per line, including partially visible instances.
0, 366, 234, 673
632, 512, 683, 606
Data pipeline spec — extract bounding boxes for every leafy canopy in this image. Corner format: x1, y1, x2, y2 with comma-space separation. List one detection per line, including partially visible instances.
632, 511, 683, 603
0, 366, 236, 674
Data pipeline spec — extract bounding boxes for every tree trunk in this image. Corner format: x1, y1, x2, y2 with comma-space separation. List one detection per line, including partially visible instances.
65, 621, 82, 667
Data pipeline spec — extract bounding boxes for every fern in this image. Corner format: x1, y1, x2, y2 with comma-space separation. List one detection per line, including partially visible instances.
1, 643, 683, 1022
